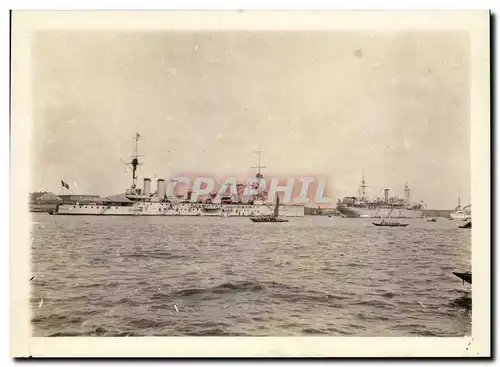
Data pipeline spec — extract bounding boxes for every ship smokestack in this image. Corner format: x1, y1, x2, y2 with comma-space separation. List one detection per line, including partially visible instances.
384, 188, 390, 203
237, 183, 244, 202
143, 178, 151, 196
157, 179, 166, 199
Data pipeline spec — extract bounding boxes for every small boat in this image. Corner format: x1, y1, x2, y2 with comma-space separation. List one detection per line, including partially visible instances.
459, 220, 471, 229
425, 210, 438, 222
453, 271, 472, 284
250, 195, 289, 223
250, 216, 289, 223
372, 208, 409, 227
372, 221, 409, 227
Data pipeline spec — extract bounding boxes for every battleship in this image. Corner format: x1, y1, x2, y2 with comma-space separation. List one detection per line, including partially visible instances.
336, 176, 425, 218
54, 134, 305, 217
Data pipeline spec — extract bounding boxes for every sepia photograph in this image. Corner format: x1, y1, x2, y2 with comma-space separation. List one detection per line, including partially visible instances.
10, 10, 490, 357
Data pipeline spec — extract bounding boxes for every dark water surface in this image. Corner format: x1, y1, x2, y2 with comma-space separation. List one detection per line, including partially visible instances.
30, 214, 471, 336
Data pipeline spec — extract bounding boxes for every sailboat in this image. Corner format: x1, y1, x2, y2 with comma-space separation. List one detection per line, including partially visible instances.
372, 208, 409, 227
250, 195, 289, 223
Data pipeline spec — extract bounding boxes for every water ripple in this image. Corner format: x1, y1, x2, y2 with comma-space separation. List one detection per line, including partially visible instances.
30, 214, 471, 337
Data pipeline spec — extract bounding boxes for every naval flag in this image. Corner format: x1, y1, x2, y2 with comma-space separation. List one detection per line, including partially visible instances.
61, 180, 69, 189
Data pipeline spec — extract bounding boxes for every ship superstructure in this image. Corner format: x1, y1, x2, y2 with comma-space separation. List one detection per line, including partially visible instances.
336, 176, 425, 218
55, 134, 304, 217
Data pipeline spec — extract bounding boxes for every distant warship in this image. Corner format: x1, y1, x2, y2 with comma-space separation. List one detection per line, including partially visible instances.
449, 194, 471, 220
336, 176, 425, 219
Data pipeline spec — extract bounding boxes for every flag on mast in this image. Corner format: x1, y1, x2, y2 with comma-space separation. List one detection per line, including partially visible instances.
61, 180, 69, 190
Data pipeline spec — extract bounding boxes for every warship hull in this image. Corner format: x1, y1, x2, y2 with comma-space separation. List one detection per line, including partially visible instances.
55, 202, 305, 217
337, 206, 424, 218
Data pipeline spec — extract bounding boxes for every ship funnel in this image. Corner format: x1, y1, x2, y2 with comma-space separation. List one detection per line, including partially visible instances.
157, 179, 166, 199
384, 188, 390, 203
143, 178, 152, 196
237, 183, 244, 202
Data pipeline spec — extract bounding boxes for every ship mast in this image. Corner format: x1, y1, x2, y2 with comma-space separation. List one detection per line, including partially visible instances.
250, 146, 266, 200
131, 132, 141, 189
404, 181, 411, 205
251, 146, 266, 180
359, 175, 367, 200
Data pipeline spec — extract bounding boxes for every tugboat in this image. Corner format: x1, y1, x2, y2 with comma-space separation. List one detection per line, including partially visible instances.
250, 195, 289, 223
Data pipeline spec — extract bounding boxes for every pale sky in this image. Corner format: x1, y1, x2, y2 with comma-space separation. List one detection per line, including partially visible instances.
31, 31, 470, 209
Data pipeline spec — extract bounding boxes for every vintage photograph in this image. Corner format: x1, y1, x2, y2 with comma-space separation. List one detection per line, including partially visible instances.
11, 10, 490, 357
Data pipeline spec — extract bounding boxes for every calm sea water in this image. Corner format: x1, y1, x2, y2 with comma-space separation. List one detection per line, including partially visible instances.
30, 213, 471, 337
